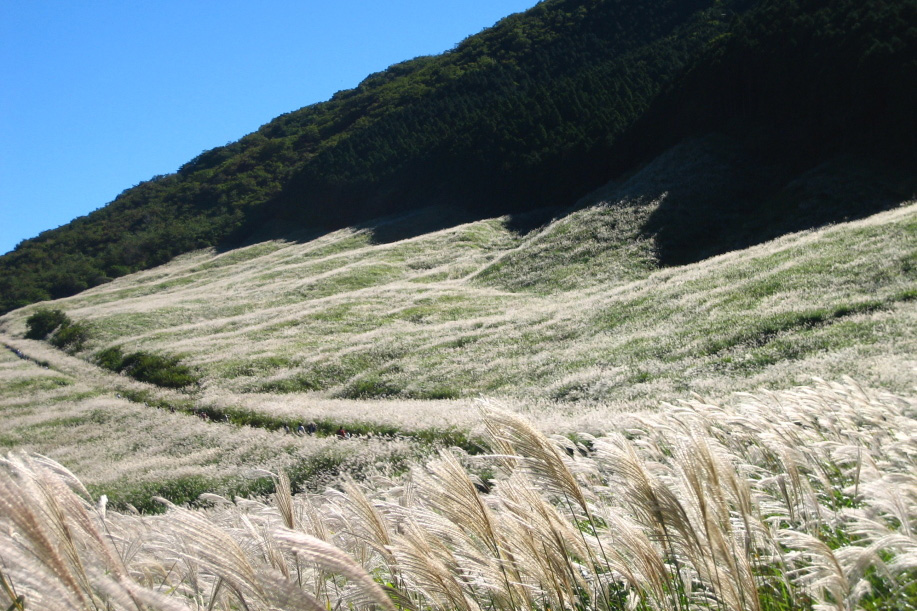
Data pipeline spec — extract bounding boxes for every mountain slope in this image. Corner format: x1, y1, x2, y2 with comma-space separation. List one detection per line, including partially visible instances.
1, 190, 914, 505
2, 0, 913, 314
3, 148, 914, 404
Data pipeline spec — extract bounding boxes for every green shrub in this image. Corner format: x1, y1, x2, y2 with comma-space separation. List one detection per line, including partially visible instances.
25, 308, 91, 352
24, 308, 69, 340
96, 347, 197, 389
254, 373, 323, 393
339, 375, 401, 399
121, 352, 196, 388
49, 321, 91, 352
96, 346, 125, 371
89, 475, 216, 514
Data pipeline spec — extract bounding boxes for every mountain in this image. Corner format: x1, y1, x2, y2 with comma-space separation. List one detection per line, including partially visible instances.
1, 2, 916, 601
1, 171, 915, 505
1, 0, 914, 314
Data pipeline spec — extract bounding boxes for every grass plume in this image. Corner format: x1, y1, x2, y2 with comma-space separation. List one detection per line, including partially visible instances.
2, 379, 916, 610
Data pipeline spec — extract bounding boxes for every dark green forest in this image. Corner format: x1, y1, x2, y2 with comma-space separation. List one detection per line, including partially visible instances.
1, 0, 914, 314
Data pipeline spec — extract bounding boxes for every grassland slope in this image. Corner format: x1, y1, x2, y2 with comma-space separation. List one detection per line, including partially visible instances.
0, 205, 914, 514
2, 134, 915, 508
2, 166, 914, 408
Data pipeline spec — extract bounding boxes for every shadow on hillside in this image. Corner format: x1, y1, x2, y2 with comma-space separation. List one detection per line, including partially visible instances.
622, 135, 914, 266
363, 204, 561, 245
225, 135, 913, 269
223, 193, 562, 254
645, 163, 912, 267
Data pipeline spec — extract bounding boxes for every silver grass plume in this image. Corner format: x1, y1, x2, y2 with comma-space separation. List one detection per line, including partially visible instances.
0, 453, 193, 610
415, 449, 530, 608
272, 527, 399, 611
493, 472, 592, 609
389, 518, 482, 611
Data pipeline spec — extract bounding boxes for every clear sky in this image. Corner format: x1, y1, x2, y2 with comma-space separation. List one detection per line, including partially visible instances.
0, 0, 539, 256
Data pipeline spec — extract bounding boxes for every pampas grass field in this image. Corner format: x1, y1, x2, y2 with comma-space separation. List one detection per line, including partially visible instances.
2, 379, 916, 610
1, 196, 914, 502
0, 169, 915, 609
3, 173, 915, 409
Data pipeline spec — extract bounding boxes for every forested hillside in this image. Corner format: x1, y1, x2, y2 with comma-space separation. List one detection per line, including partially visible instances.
1, 0, 914, 314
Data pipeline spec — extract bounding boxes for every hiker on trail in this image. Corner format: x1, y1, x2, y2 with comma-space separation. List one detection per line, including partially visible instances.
306, 422, 317, 434
336, 427, 348, 439
297, 424, 306, 434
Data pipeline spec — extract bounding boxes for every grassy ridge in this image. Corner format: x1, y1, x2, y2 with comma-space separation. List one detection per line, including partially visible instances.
0, 196, 913, 510
2, 200, 912, 510
0, 179, 914, 609
0, 342, 435, 511
3, 379, 916, 609
4, 193, 912, 407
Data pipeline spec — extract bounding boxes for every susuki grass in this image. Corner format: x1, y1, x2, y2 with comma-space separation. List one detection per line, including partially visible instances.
2, 379, 916, 610
0, 344, 429, 512
0, 164, 914, 607
0, 194, 914, 511
1, 198, 913, 413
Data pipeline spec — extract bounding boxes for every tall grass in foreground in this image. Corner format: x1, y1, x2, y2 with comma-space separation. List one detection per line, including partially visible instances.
2, 379, 916, 610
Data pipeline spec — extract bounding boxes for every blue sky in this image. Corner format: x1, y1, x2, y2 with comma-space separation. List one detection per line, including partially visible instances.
0, 0, 538, 256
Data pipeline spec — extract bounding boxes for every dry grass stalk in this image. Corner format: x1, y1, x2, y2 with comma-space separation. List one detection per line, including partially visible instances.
2, 379, 916, 610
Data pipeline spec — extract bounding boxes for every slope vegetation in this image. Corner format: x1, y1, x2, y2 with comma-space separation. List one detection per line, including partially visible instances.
2, 151, 914, 507
4, 138, 914, 405
3, 380, 917, 609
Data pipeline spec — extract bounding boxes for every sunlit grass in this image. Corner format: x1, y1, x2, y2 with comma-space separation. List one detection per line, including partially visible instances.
1, 197, 914, 425
0, 187, 914, 521
2, 379, 916, 609
0, 179, 915, 608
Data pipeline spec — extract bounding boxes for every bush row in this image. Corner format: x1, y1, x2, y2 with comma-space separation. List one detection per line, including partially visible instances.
24, 308, 90, 352
96, 346, 198, 389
